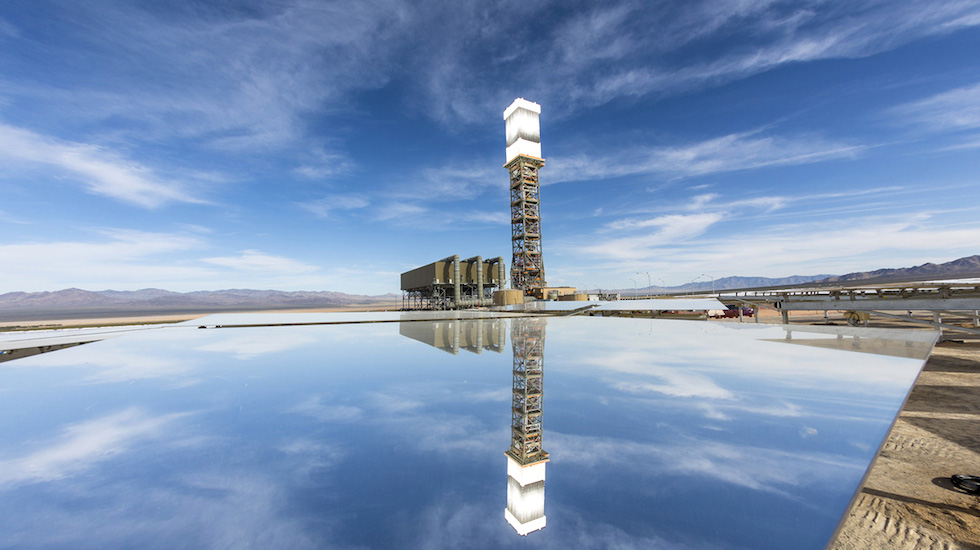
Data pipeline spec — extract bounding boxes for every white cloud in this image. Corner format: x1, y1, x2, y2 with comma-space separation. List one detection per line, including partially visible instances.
549, 131, 864, 183
890, 82, 980, 132
6, 1, 980, 149
0, 229, 203, 265
369, 201, 507, 227
372, 202, 429, 223
566, 213, 980, 284
411, 1, 980, 121
298, 193, 369, 218
0, 231, 369, 293
0, 123, 202, 207
585, 213, 724, 260
463, 210, 509, 225
0, 16, 20, 39
544, 1, 980, 109
0, 207, 29, 224
18, 1, 406, 151
387, 164, 502, 202
202, 250, 319, 274
292, 148, 355, 180
0, 230, 209, 291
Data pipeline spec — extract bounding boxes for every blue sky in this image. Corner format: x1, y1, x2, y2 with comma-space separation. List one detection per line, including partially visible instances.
1, 1, 979, 294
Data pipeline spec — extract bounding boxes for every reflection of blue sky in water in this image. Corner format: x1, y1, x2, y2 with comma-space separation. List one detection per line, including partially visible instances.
0, 317, 932, 549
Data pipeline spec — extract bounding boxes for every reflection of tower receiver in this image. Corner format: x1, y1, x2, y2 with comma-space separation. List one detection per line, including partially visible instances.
505, 318, 549, 535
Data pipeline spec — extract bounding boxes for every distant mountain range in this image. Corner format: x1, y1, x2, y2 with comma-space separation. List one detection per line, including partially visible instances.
0, 288, 399, 322
629, 254, 980, 293
818, 255, 980, 284
3, 255, 979, 321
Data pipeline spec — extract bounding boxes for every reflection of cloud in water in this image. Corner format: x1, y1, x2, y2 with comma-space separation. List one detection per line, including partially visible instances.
561, 319, 924, 394
195, 330, 320, 359
380, 412, 503, 455
5, 471, 340, 549
549, 431, 861, 495
697, 400, 806, 421
367, 391, 426, 413
463, 388, 509, 403
14, 344, 200, 383
412, 499, 701, 550
288, 396, 364, 422
0, 408, 187, 488
613, 378, 732, 400
278, 438, 347, 477
292, 385, 505, 456
560, 319, 929, 425
596, 349, 733, 400
800, 426, 819, 438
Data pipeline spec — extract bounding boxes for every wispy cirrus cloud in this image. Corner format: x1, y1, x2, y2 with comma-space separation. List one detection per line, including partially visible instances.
370, 202, 507, 227
0, 123, 202, 207
0, 16, 19, 39
889, 82, 980, 133
3, 1, 406, 151
415, 0, 980, 120
298, 193, 369, 218
583, 212, 724, 260
202, 250, 319, 274
549, 131, 864, 184
570, 213, 980, 282
6, 1, 979, 146
0, 228, 204, 263
0, 230, 358, 292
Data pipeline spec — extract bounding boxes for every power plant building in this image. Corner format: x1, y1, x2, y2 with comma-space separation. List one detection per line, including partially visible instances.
400, 255, 506, 310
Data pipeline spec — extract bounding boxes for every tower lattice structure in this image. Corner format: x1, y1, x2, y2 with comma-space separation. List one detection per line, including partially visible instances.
504, 317, 549, 536
504, 98, 546, 294
508, 156, 546, 292
506, 318, 548, 466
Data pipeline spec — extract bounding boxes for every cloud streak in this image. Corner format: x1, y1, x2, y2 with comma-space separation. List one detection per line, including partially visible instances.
202, 250, 320, 274
566, 213, 980, 283
0, 123, 202, 207
549, 131, 864, 184
890, 82, 980, 133
0, 230, 366, 293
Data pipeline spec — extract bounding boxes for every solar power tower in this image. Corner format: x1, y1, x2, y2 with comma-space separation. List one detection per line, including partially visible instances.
504, 317, 549, 535
504, 99, 546, 294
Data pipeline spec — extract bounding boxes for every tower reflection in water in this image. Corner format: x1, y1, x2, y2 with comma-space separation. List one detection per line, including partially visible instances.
398, 315, 549, 536
505, 317, 548, 535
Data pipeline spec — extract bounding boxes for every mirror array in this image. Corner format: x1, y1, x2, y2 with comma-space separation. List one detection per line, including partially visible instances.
0, 314, 935, 549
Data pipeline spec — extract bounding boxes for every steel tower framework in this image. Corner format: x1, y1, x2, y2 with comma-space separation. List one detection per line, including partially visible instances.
508, 156, 546, 292
504, 98, 546, 294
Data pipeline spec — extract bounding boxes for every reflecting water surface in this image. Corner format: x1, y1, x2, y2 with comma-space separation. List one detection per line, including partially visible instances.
0, 316, 934, 549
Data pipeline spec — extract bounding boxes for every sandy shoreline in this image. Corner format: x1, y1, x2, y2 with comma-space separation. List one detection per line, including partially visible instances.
833, 341, 980, 549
